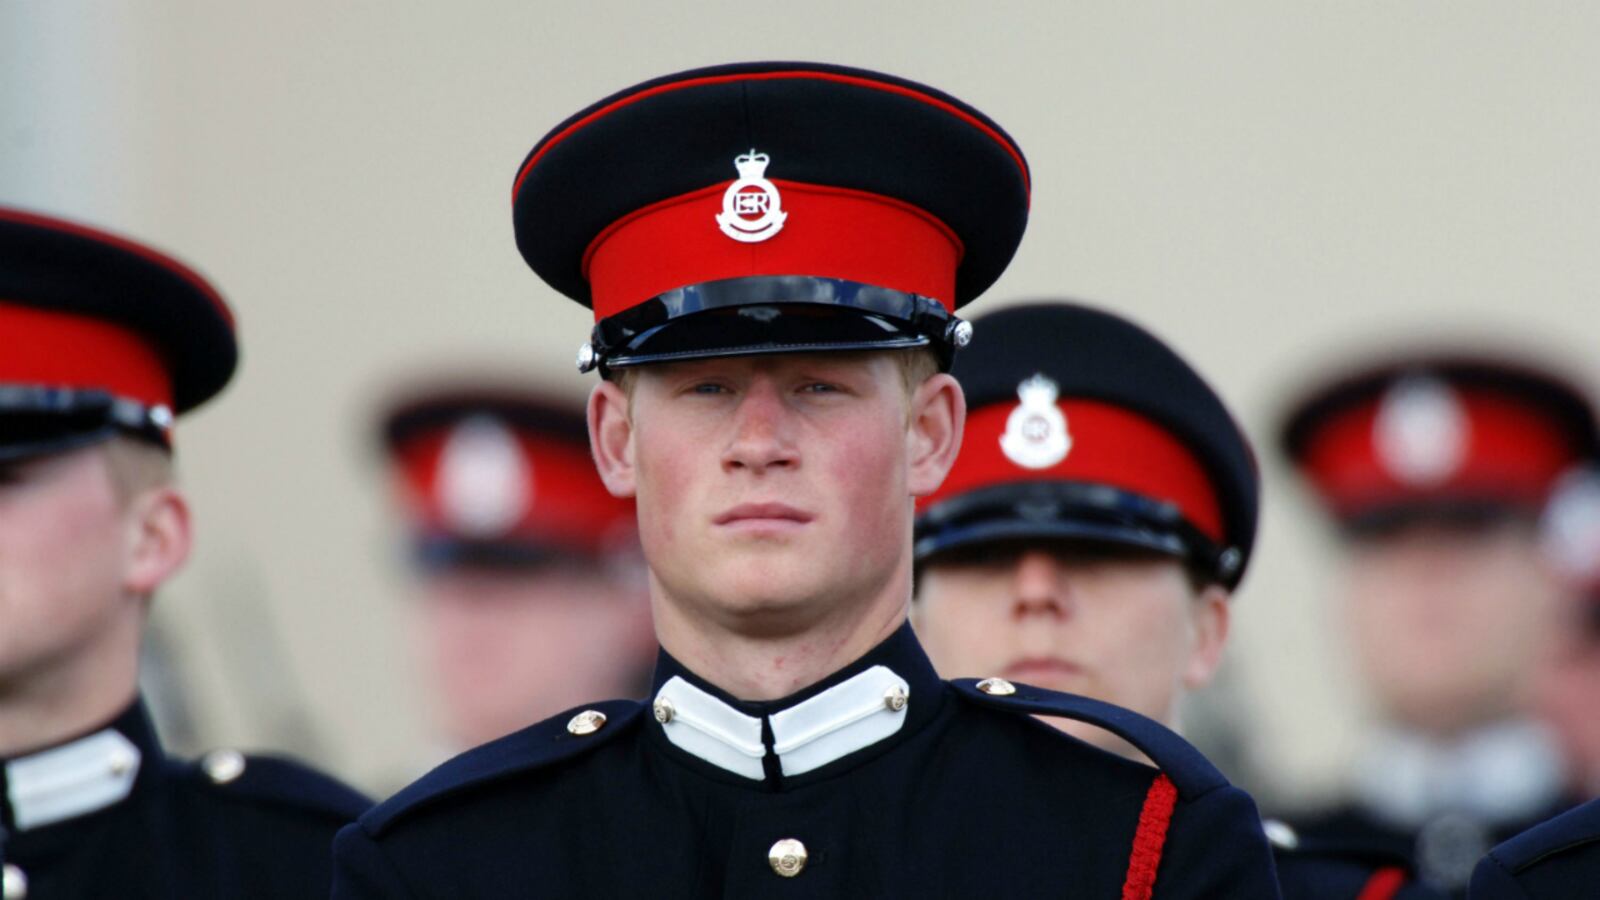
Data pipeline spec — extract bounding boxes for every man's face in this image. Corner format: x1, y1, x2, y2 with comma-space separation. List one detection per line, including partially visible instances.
415, 561, 653, 748
1342, 518, 1563, 735
915, 542, 1226, 750
623, 353, 919, 631
1531, 608, 1600, 794
0, 446, 135, 686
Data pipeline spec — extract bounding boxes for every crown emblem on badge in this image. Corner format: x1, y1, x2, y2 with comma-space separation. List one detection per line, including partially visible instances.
1373, 375, 1469, 487
716, 150, 787, 243
1001, 374, 1072, 470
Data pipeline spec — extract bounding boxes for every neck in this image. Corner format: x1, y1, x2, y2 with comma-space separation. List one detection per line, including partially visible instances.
0, 626, 142, 758
652, 570, 912, 702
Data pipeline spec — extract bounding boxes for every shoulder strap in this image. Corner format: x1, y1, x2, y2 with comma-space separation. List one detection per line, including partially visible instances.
950, 678, 1227, 799
182, 751, 372, 821
365, 700, 643, 836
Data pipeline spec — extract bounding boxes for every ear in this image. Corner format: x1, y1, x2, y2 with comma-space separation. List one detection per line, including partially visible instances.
906, 372, 966, 498
1181, 585, 1231, 690
588, 379, 637, 498
123, 486, 192, 597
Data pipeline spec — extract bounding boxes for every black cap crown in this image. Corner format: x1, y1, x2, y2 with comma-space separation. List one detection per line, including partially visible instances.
917, 301, 1258, 588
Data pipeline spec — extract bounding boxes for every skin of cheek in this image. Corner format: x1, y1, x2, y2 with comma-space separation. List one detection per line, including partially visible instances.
0, 451, 134, 685
915, 559, 1201, 724
627, 361, 912, 619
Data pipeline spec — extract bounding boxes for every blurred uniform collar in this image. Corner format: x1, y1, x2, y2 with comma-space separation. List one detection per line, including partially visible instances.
1353, 718, 1569, 828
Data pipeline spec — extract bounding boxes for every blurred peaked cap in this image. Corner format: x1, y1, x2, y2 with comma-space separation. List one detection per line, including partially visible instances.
378, 384, 634, 565
511, 61, 1030, 372
0, 207, 238, 459
917, 301, 1259, 589
1278, 351, 1600, 526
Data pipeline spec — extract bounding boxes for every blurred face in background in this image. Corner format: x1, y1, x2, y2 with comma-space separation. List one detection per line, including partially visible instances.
1341, 517, 1566, 737
412, 556, 654, 749
914, 541, 1229, 755
1532, 600, 1600, 796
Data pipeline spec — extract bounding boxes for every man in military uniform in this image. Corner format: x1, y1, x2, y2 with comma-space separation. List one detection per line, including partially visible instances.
331, 62, 1280, 897
911, 301, 1438, 899
376, 385, 653, 751
1467, 462, 1600, 898
1277, 352, 1598, 895
1529, 464, 1600, 801
0, 208, 369, 899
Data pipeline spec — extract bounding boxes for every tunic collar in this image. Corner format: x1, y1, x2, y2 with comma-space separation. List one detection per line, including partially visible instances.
647, 621, 944, 786
1352, 718, 1569, 827
0, 700, 159, 833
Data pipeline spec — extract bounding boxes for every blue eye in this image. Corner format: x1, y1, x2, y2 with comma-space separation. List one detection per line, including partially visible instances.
691, 383, 728, 395
801, 383, 839, 393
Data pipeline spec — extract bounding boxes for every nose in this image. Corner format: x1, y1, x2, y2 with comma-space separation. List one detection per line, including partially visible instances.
721, 378, 799, 475
1012, 550, 1069, 619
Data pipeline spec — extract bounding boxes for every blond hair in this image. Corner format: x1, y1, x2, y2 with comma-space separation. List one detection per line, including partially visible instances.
102, 436, 175, 504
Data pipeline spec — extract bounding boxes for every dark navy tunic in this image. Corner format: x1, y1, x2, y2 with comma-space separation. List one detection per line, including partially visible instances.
333, 623, 1280, 898
1468, 798, 1600, 898
1290, 799, 1575, 898
1269, 824, 1447, 899
0, 699, 369, 899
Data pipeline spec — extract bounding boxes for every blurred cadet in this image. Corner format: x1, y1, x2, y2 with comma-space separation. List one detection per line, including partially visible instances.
914, 301, 1438, 899
1464, 464, 1600, 897
1531, 464, 1600, 799
1278, 351, 1600, 894
377, 385, 653, 751
0, 208, 368, 899
332, 62, 1280, 897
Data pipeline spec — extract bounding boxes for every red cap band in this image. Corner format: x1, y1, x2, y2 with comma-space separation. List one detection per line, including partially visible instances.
922, 399, 1225, 542
584, 181, 962, 321
0, 302, 173, 408
1300, 388, 1579, 516
393, 425, 634, 554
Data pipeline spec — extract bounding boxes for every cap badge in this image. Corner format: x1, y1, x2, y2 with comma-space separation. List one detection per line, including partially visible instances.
1541, 467, 1600, 585
716, 150, 787, 243
1001, 374, 1071, 470
438, 415, 533, 537
1374, 375, 1468, 487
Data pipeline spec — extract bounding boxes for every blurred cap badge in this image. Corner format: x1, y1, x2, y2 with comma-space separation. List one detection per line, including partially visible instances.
438, 415, 532, 538
716, 150, 787, 243
1373, 375, 1469, 486
1542, 467, 1600, 585
1001, 374, 1071, 470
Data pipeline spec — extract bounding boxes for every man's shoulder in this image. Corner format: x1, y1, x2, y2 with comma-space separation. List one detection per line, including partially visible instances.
1472, 797, 1600, 896
359, 699, 645, 838
168, 747, 372, 826
947, 677, 1228, 800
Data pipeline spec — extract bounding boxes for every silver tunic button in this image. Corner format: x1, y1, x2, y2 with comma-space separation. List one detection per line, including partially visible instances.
566, 709, 607, 736
975, 677, 1016, 696
768, 838, 808, 877
3, 863, 27, 900
883, 685, 908, 712
202, 749, 247, 784
108, 744, 137, 777
652, 697, 675, 724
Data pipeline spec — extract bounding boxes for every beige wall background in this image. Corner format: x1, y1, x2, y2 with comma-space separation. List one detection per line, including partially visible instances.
4, 1, 1597, 803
